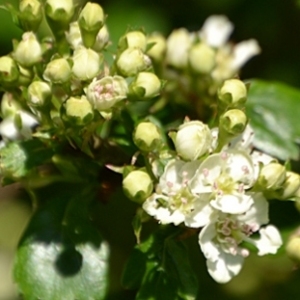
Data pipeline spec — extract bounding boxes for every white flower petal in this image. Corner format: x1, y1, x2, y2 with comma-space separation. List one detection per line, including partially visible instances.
211, 193, 253, 214
206, 251, 244, 283
253, 225, 282, 256
199, 222, 220, 261
231, 39, 260, 70
200, 15, 233, 48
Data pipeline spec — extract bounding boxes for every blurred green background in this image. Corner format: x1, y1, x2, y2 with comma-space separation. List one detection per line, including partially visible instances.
1, 0, 300, 299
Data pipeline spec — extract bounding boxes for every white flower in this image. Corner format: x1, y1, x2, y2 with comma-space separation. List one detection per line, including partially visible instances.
199, 15, 233, 48
142, 159, 213, 226
199, 194, 281, 283
190, 150, 256, 214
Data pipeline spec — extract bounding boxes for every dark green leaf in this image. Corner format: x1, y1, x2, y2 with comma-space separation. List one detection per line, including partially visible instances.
247, 79, 300, 160
122, 226, 198, 300
14, 183, 109, 300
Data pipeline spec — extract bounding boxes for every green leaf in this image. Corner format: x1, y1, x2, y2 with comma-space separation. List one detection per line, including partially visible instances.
14, 183, 109, 300
122, 226, 198, 300
247, 79, 300, 160
0, 139, 53, 182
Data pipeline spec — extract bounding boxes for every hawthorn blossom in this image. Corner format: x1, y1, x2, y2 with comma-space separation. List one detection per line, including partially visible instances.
199, 193, 282, 283
142, 159, 213, 226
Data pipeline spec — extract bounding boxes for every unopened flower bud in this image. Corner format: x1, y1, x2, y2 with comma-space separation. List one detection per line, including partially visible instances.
188, 42, 215, 74
123, 170, 153, 204
286, 229, 300, 263
134, 122, 162, 152
1, 93, 22, 118
43, 58, 71, 84
78, 2, 104, 48
218, 79, 247, 108
13, 32, 42, 67
146, 33, 166, 62
72, 46, 102, 81
0, 56, 19, 87
258, 163, 286, 190
129, 72, 161, 99
45, 0, 74, 30
19, 0, 43, 32
166, 28, 193, 69
27, 81, 52, 107
86, 76, 128, 111
116, 48, 151, 77
64, 96, 94, 126
219, 109, 247, 136
279, 172, 300, 200
66, 22, 82, 49
93, 25, 110, 51
172, 120, 212, 160
118, 31, 147, 52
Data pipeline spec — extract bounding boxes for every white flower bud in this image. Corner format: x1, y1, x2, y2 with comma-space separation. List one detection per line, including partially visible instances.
45, 0, 74, 22
146, 33, 166, 62
72, 46, 102, 81
280, 172, 300, 200
258, 163, 286, 190
14, 32, 42, 67
134, 122, 162, 152
188, 42, 215, 74
1, 93, 22, 118
27, 81, 52, 107
64, 96, 94, 126
218, 79, 247, 107
0, 56, 19, 87
78, 2, 105, 48
19, 0, 43, 32
129, 72, 161, 99
43, 58, 71, 84
118, 31, 147, 52
123, 170, 153, 204
166, 28, 193, 69
93, 25, 110, 52
86, 76, 128, 111
66, 22, 82, 49
173, 120, 212, 160
116, 48, 151, 77
286, 229, 300, 263
219, 109, 247, 136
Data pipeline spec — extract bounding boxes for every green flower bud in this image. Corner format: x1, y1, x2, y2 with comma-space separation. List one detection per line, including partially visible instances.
286, 229, 300, 263
279, 171, 300, 200
258, 163, 286, 191
218, 79, 247, 108
86, 76, 128, 111
116, 48, 151, 77
13, 32, 42, 67
129, 72, 161, 99
219, 109, 247, 136
45, 0, 74, 30
19, 0, 43, 32
64, 96, 94, 126
123, 170, 153, 204
27, 81, 52, 107
66, 22, 82, 49
93, 25, 110, 52
134, 122, 162, 152
172, 120, 212, 161
188, 42, 215, 74
1, 92, 22, 118
166, 28, 193, 69
78, 2, 105, 48
118, 31, 147, 52
43, 58, 71, 84
72, 46, 102, 81
146, 33, 166, 62
0, 56, 19, 87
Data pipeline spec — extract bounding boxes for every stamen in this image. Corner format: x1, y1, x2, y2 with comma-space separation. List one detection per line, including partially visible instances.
238, 183, 244, 193
203, 168, 209, 177
242, 165, 249, 174
221, 152, 228, 160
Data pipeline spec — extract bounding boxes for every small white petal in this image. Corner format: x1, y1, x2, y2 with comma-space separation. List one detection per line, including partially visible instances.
200, 15, 233, 48
206, 251, 244, 283
199, 222, 220, 261
254, 225, 282, 256
231, 39, 260, 70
